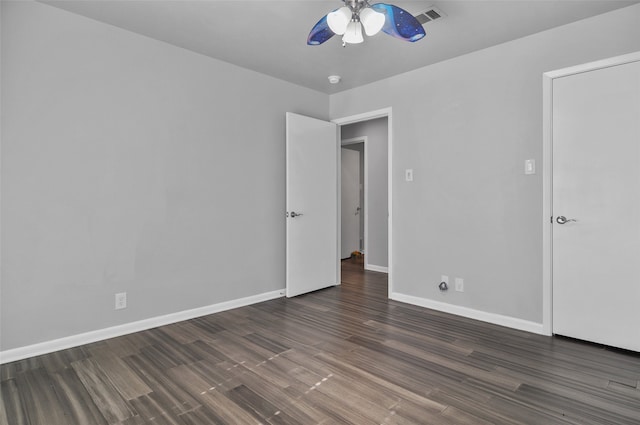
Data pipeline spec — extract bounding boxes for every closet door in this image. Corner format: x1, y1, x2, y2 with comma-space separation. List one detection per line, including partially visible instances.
552, 59, 640, 351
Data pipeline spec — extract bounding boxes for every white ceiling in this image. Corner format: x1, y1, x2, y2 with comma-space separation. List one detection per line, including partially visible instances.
43, 0, 639, 94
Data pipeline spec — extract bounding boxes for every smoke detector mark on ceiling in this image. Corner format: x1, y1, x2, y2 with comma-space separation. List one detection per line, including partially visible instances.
415, 6, 446, 25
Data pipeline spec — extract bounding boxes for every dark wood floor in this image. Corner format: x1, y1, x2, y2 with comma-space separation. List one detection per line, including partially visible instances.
1, 257, 639, 424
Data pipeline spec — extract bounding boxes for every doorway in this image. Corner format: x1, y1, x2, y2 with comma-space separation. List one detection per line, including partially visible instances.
341, 140, 365, 260
334, 109, 392, 293
285, 109, 391, 299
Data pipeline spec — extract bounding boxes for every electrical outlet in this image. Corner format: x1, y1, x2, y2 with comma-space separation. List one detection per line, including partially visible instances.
115, 292, 127, 310
455, 278, 464, 292
441, 275, 449, 285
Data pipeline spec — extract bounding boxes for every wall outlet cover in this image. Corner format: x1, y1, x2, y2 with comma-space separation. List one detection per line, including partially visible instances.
115, 292, 127, 310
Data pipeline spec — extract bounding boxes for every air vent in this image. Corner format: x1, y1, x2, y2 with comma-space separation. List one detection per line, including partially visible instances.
415, 6, 446, 25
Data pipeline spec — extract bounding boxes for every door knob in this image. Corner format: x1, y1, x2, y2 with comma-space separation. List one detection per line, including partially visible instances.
290, 211, 303, 218
556, 216, 577, 224
355, 206, 361, 215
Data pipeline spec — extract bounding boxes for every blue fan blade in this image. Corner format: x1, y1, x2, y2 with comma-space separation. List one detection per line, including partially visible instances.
307, 14, 335, 45
371, 3, 425, 42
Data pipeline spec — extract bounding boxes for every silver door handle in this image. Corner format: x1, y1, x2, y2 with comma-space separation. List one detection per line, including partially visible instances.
355, 207, 361, 215
290, 211, 303, 218
556, 216, 577, 224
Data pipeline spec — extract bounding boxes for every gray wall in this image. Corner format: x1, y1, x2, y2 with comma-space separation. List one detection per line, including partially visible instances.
330, 4, 640, 324
341, 118, 388, 269
3, 0, 639, 352
0, 1, 328, 351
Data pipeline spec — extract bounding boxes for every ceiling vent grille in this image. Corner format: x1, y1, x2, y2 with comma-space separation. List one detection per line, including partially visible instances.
415, 6, 446, 25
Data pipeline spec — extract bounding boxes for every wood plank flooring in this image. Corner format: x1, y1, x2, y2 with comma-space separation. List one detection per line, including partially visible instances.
1, 257, 639, 424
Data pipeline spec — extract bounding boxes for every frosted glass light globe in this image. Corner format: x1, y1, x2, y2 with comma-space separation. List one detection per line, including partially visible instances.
359, 7, 385, 36
342, 21, 364, 44
327, 6, 351, 35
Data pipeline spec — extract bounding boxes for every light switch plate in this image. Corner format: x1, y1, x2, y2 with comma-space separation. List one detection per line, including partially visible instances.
405, 169, 414, 182
524, 159, 536, 175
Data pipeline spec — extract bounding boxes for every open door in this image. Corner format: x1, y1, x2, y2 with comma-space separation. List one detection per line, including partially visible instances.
341, 147, 361, 259
286, 113, 339, 297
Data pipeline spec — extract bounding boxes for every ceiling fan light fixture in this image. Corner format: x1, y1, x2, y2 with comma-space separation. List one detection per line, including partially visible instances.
359, 7, 385, 36
327, 6, 351, 35
342, 20, 364, 44
307, 1, 425, 46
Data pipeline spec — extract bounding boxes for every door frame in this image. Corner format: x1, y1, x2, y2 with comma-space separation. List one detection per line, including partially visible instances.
341, 136, 367, 261
541, 51, 640, 336
333, 108, 393, 297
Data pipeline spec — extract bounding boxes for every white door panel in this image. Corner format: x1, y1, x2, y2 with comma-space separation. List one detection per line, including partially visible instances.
286, 113, 338, 298
341, 148, 360, 259
552, 60, 640, 351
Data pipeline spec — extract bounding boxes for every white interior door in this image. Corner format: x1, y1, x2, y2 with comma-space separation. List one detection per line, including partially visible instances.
552, 59, 640, 352
341, 148, 361, 259
286, 112, 338, 298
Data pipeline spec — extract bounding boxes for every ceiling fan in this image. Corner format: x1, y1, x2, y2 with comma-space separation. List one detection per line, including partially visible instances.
308, 0, 426, 46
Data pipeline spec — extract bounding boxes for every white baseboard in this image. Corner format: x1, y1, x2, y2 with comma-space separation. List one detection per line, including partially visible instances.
365, 264, 388, 273
390, 292, 544, 335
0, 289, 285, 364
